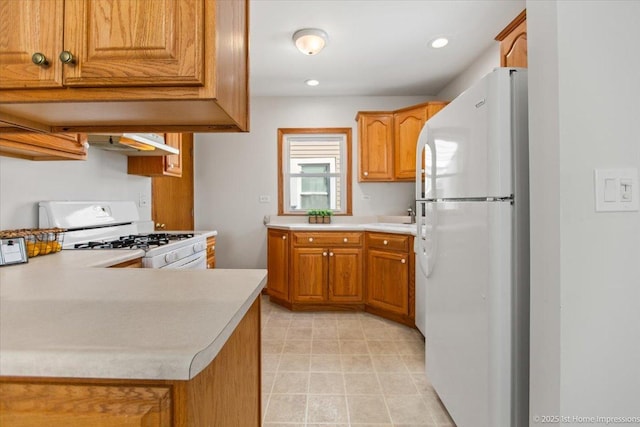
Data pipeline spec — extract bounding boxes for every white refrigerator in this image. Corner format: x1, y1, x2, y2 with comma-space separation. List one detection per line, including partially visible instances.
415, 68, 529, 427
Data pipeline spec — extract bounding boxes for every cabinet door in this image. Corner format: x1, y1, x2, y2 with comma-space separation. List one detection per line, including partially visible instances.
0, 0, 64, 89
366, 249, 409, 316
358, 113, 394, 181
0, 383, 171, 426
163, 133, 182, 176
393, 106, 426, 181
62, 0, 204, 87
291, 247, 327, 303
0, 133, 87, 160
496, 11, 527, 68
267, 230, 289, 300
206, 236, 216, 269
128, 133, 184, 177
328, 248, 363, 303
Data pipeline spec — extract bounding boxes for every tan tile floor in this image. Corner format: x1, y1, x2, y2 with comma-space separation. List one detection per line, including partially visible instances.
261, 295, 457, 427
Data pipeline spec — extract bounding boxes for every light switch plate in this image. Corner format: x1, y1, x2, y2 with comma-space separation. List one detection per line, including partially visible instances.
594, 168, 639, 212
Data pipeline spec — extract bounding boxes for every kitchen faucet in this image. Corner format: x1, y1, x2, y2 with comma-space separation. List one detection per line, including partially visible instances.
407, 206, 416, 224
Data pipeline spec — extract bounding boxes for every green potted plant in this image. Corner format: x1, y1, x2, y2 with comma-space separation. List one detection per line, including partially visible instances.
307, 209, 319, 224
321, 209, 333, 224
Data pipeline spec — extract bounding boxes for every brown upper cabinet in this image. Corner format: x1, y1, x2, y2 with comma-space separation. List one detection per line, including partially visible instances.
128, 133, 184, 177
0, 0, 248, 133
495, 10, 527, 68
356, 101, 447, 182
0, 132, 87, 161
356, 113, 394, 181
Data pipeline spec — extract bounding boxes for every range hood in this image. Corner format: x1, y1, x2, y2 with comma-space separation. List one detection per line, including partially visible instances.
87, 133, 179, 156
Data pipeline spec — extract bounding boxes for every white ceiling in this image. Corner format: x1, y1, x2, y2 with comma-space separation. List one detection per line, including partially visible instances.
250, 0, 525, 97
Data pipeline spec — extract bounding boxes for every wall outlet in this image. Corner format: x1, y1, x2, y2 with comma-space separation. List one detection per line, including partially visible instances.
259, 195, 271, 203
138, 193, 149, 207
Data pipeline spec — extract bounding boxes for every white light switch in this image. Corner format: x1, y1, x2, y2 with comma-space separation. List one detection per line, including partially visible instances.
594, 168, 639, 212
604, 178, 617, 202
259, 195, 271, 203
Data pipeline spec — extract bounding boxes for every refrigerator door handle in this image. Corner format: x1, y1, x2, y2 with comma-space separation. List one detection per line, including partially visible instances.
416, 200, 437, 277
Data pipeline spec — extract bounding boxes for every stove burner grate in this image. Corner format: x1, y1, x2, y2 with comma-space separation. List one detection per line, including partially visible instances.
73, 233, 195, 250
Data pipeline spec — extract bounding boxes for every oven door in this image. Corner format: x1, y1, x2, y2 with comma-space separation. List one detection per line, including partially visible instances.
161, 251, 207, 270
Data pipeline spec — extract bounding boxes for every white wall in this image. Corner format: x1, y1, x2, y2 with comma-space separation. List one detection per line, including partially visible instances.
436, 43, 499, 101
194, 95, 430, 268
0, 149, 151, 228
528, 0, 640, 424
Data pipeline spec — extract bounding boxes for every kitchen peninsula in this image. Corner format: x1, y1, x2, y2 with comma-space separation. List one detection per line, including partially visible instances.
0, 251, 266, 426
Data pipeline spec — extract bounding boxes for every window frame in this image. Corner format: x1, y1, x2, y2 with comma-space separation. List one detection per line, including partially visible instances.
278, 128, 352, 216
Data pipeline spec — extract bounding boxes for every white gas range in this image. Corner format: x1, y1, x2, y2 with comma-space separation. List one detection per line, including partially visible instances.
39, 201, 214, 269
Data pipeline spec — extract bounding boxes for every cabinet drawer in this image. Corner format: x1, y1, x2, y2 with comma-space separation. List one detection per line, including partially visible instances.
366, 232, 409, 252
293, 232, 363, 247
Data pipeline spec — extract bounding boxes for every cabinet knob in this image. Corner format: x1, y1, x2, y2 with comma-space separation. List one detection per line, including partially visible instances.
59, 51, 75, 64
207, 263, 211, 268
401, 258, 406, 264
210, 246, 215, 251
169, 163, 175, 169
343, 238, 348, 243
383, 240, 388, 245
31, 52, 49, 66
363, 171, 369, 176
282, 235, 287, 240
323, 252, 327, 257
329, 252, 334, 257
308, 237, 314, 242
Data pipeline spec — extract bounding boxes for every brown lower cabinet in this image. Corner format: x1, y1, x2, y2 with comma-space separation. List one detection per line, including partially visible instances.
206, 236, 216, 269
267, 229, 414, 326
365, 232, 415, 326
109, 258, 143, 268
0, 297, 261, 427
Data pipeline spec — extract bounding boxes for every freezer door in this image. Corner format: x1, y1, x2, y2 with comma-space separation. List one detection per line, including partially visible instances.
425, 200, 514, 427
420, 68, 520, 199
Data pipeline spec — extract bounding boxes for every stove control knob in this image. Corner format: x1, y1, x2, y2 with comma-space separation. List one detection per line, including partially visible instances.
165, 253, 177, 263
193, 242, 205, 253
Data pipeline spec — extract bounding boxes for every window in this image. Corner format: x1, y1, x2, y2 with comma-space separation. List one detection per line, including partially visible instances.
278, 128, 352, 215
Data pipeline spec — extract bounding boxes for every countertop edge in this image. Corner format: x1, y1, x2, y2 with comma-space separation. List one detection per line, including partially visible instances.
266, 223, 416, 236
188, 273, 267, 379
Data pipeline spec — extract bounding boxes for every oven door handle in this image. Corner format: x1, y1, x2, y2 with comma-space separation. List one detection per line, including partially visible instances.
162, 252, 207, 269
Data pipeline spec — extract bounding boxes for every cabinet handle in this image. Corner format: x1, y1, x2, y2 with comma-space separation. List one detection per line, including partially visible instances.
282, 235, 287, 240
401, 258, 406, 264
343, 238, 348, 243
207, 263, 211, 268
31, 53, 48, 66
156, 223, 166, 230
169, 163, 175, 169
363, 171, 369, 176
308, 237, 314, 242
59, 51, 75, 64
383, 240, 388, 245
329, 252, 334, 257
323, 252, 327, 257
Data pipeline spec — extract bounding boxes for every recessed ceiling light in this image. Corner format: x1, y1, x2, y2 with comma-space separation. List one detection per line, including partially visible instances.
430, 37, 449, 49
305, 79, 320, 86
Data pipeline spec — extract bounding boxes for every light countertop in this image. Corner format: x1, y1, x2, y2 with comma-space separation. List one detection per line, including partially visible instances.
0, 250, 266, 381
267, 222, 417, 236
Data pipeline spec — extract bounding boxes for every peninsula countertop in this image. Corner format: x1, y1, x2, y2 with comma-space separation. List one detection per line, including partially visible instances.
0, 250, 266, 381
266, 221, 417, 236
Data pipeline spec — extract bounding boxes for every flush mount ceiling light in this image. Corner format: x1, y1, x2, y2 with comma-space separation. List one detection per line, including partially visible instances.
430, 37, 449, 49
305, 79, 320, 86
293, 28, 328, 55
